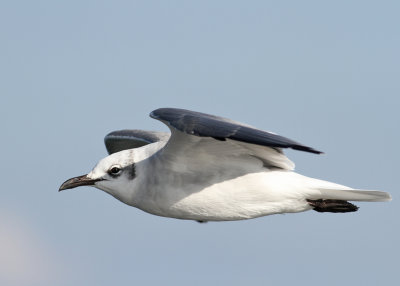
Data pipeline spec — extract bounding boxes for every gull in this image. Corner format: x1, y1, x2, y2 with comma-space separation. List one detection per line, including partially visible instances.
59, 108, 391, 222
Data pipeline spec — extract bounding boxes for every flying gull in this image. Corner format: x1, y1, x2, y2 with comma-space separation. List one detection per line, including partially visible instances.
59, 108, 391, 222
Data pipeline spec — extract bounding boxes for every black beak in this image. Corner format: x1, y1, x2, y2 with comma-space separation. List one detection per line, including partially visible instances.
59, 174, 103, 191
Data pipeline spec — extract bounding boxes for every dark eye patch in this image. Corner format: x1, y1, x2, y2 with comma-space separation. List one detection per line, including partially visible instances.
127, 164, 136, 179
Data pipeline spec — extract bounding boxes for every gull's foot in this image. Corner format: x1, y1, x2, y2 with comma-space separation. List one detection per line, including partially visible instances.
307, 199, 359, 213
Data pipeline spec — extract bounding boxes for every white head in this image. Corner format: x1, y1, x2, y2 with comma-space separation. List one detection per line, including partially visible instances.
59, 149, 139, 203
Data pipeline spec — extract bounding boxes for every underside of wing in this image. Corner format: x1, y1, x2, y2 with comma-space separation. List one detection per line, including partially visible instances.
104, 129, 170, 154
150, 108, 322, 154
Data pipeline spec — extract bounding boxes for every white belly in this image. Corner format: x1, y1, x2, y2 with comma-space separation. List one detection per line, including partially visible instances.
149, 171, 316, 221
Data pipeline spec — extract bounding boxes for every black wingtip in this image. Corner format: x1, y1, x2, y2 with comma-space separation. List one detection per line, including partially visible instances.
292, 145, 324, 155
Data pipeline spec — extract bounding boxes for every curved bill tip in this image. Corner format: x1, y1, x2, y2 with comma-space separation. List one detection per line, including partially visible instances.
59, 174, 102, 192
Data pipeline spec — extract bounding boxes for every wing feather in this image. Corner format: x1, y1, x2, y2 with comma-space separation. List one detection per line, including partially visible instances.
150, 108, 322, 154
150, 108, 322, 170
104, 129, 170, 154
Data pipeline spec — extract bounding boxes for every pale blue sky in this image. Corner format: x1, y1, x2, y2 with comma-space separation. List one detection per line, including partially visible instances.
1, 1, 399, 285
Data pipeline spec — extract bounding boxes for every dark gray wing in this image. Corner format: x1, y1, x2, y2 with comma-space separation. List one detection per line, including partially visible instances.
104, 129, 170, 154
150, 108, 322, 154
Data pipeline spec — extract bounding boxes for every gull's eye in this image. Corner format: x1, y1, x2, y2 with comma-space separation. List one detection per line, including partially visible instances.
108, 166, 122, 176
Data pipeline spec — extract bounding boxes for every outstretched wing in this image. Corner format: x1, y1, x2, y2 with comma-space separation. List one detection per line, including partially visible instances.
104, 129, 170, 154
150, 108, 322, 170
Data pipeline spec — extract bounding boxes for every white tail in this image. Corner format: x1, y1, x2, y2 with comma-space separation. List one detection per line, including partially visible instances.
318, 188, 391, 202
292, 172, 393, 202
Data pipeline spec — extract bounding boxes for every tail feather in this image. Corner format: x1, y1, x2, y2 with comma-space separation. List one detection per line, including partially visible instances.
317, 188, 391, 202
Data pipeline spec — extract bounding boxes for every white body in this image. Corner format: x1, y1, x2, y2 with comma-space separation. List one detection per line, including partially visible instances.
90, 138, 390, 221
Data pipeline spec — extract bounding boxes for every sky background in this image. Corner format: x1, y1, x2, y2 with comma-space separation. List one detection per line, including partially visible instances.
1, 1, 399, 285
